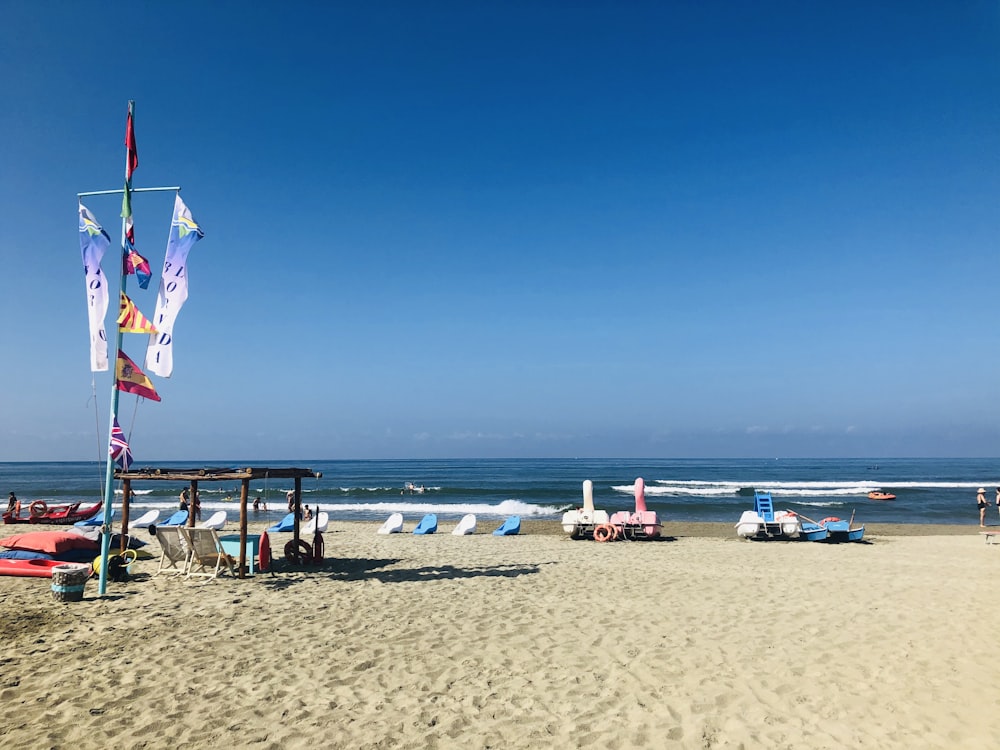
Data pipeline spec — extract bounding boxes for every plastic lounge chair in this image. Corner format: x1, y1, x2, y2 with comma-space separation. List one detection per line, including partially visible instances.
267, 513, 296, 533
180, 527, 235, 580
75, 509, 106, 527
158, 509, 189, 527
377, 513, 403, 535
199, 510, 227, 530
129, 509, 159, 529
302, 512, 329, 535
452, 514, 476, 535
492, 516, 520, 536
413, 514, 438, 535
154, 525, 190, 576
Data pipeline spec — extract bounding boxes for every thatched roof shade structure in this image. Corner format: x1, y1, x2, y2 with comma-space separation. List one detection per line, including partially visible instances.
114, 466, 322, 578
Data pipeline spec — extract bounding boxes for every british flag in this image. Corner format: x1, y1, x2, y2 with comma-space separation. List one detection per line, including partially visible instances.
109, 418, 133, 470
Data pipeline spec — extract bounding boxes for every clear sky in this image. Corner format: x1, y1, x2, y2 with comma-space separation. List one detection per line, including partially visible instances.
1, 1, 998, 461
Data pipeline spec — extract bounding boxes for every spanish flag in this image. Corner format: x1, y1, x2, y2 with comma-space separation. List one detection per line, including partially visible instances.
118, 292, 157, 334
116, 351, 161, 402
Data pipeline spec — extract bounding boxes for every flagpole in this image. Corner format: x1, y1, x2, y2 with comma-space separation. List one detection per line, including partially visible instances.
82, 102, 185, 597
97, 100, 137, 596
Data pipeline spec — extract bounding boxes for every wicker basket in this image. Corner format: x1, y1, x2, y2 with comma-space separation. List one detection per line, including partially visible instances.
50, 563, 92, 602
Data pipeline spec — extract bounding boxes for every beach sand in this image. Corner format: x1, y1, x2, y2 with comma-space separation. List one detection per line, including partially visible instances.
1, 520, 998, 749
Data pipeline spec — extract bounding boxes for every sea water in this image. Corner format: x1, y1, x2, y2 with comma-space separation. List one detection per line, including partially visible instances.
1, 457, 997, 527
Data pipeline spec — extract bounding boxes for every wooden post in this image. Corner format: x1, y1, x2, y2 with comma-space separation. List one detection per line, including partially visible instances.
188, 481, 198, 527
293, 477, 302, 545
119, 479, 132, 553
238, 477, 249, 579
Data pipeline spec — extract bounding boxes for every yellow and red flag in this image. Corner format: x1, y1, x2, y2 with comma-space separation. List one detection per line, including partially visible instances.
118, 292, 157, 334
116, 351, 161, 402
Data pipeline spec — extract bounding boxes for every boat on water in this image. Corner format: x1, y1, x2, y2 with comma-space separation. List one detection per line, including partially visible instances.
868, 491, 896, 501
2, 501, 103, 525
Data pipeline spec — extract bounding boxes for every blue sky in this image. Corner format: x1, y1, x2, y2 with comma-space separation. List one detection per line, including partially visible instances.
1, 1, 998, 461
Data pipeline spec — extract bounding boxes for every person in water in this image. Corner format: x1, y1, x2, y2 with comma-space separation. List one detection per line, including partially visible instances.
977, 488, 987, 527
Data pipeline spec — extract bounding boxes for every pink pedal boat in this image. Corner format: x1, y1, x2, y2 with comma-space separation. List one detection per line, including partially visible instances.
608, 478, 662, 540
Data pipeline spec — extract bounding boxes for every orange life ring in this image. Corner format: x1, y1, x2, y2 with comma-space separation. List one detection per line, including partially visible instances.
593, 524, 614, 543
820, 516, 841, 525
284, 538, 313, 565
610, 524, 622, 541
29, 500, 47, 518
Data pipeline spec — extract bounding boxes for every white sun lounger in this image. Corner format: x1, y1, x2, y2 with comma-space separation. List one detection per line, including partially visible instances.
199, 510, 228, 530
452, 514, 476, 535
377, 513, 404, 535
302, 512, 329, 535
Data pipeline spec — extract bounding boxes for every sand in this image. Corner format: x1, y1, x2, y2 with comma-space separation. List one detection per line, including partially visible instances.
1, 520, 999, 749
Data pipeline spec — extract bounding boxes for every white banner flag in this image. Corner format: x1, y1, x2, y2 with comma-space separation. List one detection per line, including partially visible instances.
145, 194, 204, 377
78, 204, 111, 371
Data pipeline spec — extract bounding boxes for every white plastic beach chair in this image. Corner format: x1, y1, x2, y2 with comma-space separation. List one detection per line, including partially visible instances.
198, 510, 227, 530
452, 514, 476, 535
377, 513, 404, 534
302, 512, 329, 535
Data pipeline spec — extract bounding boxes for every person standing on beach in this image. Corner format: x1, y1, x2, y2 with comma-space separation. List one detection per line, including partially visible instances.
995, 488, 1000, 521
977, 488, 987, 527
179, 489, 189, 512
6, 492, 17, 516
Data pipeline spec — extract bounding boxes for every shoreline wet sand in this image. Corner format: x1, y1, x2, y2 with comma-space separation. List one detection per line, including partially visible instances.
1, 519, 997, 748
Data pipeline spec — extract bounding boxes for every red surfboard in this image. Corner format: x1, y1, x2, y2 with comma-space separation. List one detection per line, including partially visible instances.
0, 558, 66, 578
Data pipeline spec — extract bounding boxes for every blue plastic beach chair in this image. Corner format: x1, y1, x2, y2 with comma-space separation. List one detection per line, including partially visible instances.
413, 514, 438, 535
266, 512, 296, 533
159, 509, 189, 527
75, 511, 105, 527
492, 516, 521, 536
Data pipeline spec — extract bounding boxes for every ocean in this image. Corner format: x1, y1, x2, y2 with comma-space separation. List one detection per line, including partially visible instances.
2, 457, 996, 527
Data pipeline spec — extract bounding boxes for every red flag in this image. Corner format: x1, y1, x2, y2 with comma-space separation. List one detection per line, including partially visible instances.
125, 103, 138, 181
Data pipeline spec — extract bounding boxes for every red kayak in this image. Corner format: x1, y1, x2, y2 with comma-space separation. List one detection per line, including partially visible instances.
0, 558, 67, 578
2, 501, 103, 525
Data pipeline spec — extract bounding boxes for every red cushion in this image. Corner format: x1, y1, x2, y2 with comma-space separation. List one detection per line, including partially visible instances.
0, 531, 100, 555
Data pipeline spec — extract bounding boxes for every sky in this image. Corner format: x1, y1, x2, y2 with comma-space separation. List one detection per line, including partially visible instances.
1, 1, 999, 461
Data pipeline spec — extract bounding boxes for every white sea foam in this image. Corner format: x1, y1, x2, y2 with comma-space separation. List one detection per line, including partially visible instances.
308, 499, 556, 517
634, 478, 1000, 498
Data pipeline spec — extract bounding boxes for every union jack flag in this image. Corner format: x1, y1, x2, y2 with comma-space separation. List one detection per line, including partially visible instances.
109, 418, 133, 470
